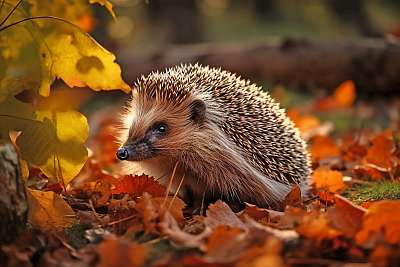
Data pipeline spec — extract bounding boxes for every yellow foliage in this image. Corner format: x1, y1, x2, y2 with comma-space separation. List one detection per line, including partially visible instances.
43, 29, 130, 95
0, 97, 89, 185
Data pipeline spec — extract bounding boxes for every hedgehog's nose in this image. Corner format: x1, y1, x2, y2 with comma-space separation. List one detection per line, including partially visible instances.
116, 147, 129, 160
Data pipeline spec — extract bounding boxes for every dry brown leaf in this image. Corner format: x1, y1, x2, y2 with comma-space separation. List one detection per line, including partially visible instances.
152, 196, 186, 224
134, 193, 158, 234
356, 200, 400, 247
364, 133, 395, 171
283, 184, 302, 208
327, 195, 366, 238
204, 200, 247, 230
236, 238, 284, 267
97, 237, 148, 267
27, 189, 77, 231
296, 211, 342, 244
203, 225, 247, 262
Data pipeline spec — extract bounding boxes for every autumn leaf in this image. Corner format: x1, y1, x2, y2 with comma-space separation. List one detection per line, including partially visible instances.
334, 80, 356, 108
89, 0, 116, 19
314, 80, 356, 111
42, 29, 130, 95
97, 237, 149, 267
205, 200, 247, 230
309, 135, 340, 162
112, 174, 166, 197
296, 212, 342, 245
356, 200, 400, 247
203, 225, 247, 262
27, 188, 77, 231
17, 109, 89, 185
287, 108, 320, 134
327, 195, 366, 238
283, 184, 302, 208
364, 132, 395, 171
312, 167, 345, 193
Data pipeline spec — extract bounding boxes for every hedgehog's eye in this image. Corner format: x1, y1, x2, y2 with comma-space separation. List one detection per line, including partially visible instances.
152, 122, 168, 134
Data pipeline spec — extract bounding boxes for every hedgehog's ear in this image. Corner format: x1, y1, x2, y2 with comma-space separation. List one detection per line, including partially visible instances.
190, 99, 206, 124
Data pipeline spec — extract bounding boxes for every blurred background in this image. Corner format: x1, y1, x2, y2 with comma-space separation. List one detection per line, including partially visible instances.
99, 0, 400, 47
87, 0, 400, 94
80, 0, 400, 133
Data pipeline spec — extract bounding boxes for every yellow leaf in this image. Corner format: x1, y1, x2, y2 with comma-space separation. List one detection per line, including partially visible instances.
0, 2, 49, 101
0, 97, 89, 185
17, 110, 89, 185
27, 188, 77, 231
44, 29, 130, 94
89, 0, 116, 19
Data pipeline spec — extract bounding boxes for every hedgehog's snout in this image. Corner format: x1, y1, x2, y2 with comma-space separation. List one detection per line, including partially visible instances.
116, 142, 155, 161
116, 147, 129, 160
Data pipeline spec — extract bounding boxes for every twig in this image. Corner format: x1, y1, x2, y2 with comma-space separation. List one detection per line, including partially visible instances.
167, 175, 185, 211
107, 214, 136, 226
0, 0, 22, 28
162, 161, 178, 207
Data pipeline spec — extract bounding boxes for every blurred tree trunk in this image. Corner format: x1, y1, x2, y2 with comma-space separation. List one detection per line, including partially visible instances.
147, 0, 203, 44
327, 0, 381, 37
120, 38, 400, 93
0, 142, 28, 244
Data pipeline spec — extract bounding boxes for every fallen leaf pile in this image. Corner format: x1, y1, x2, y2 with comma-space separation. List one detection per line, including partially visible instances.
1, 82, 400, 267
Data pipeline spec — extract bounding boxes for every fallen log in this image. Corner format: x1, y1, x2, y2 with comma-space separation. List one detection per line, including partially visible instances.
119, 38, 400, 93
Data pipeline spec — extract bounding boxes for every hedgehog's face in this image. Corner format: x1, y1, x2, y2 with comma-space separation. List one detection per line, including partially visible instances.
117, 94, 206, 162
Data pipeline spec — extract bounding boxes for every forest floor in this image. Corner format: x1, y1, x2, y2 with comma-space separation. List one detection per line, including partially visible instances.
1, 81, 400, 267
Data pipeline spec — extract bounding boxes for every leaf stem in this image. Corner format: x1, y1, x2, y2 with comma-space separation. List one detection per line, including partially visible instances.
0, 114, 41, 124
0, 0, 5, 19
0, 15, 79, 32
0, 0, 22, 28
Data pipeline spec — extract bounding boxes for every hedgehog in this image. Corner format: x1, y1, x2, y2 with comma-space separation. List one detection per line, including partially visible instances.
116, 64, 311, 210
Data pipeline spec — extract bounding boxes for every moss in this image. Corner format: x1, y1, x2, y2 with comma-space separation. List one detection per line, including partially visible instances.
344, 181, 400, 205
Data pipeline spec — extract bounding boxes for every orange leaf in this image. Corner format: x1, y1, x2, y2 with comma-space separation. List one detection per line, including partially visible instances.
327, 195, 366, 238
283, 185, 302, 208
287, 108, 320, 134
204, 225, 246, 260
334, 80, 356, 108
205, 201, 246, 230
296, 211, 341, 244
309, 135, 340, 162
364, 133, 395, 170
112, 174, 165, 197
97, 237, 149, 267
356, 200, 400, 247
312, 167, 345, 193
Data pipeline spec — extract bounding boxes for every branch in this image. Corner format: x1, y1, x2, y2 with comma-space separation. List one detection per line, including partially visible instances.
119, 38, 400, 93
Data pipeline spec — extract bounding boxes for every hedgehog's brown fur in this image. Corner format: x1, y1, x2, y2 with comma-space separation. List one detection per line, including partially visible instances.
118, 64, 311, 209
